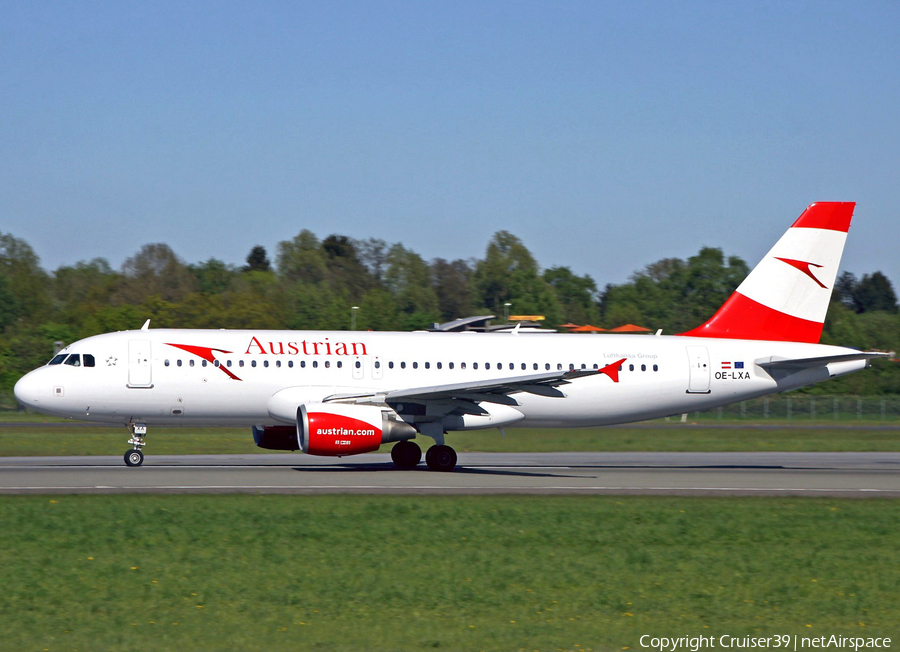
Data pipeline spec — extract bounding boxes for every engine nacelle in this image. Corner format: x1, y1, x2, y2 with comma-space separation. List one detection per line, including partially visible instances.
298, 403, 417, 456
252, 425, 300, 451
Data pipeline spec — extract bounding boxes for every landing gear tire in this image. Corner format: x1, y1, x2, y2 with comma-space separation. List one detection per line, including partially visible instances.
425, 445, 457, 472
124, 423, 148, 467
391, 441, 422, 468
124, 449, 144, 467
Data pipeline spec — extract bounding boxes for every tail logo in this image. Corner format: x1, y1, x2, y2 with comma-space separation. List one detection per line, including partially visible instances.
774, 257, 828, 289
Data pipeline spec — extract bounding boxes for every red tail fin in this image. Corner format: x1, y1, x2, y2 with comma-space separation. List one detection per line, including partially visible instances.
679, 202, 854, 343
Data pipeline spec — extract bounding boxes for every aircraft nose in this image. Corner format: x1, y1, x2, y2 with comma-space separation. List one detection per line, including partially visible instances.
14, 370, 44, 408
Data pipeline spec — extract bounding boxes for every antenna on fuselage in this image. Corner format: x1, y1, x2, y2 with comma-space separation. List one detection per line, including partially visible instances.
141, 319, 151, 331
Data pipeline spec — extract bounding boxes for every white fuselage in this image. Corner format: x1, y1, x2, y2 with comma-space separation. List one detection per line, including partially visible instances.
13, 328, 866, 429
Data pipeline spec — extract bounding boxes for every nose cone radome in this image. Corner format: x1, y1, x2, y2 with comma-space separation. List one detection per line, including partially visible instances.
14, 370, 43, 408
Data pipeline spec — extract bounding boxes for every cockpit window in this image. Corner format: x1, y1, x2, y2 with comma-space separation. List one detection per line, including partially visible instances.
63, 354, 81, 367
83, 354, 95, 367
49, 354, 67, 365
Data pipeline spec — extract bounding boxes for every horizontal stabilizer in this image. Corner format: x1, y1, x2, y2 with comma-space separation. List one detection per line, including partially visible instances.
756, 351, 893, 371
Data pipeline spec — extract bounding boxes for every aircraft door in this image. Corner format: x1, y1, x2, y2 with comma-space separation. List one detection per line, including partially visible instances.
685, 345, 711, 394
128, 340, 153, 388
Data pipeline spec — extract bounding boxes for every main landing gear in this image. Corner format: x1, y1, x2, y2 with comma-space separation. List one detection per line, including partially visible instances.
391, 440, 422, 468
124, 423, 147, 467
390, 440, 458, 471
425, 445, 457, 472
391, 441, 456, 471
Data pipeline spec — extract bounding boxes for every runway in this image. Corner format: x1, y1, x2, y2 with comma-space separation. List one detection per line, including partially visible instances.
1, 452, 899, 496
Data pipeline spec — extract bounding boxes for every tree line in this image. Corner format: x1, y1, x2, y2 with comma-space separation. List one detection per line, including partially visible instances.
1, 229, 897, 401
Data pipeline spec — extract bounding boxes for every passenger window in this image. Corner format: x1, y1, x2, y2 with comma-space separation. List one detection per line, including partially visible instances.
190, 360, 195, 367
436, 362, 442, 369
214, 360, 220, 368
313, 361, 318, 369
83, 354, 95, 367
375, 361, 381, 369
202, 360, 208, 367
401, 362, 406, 369
263, 360, 269, 368
461, 362, 466, 370
165, 360, 170, 367
177, 360, 183, 367
288, 361, 294, 368
64, 354, 81, 367
485, 363, 490, 370
629, 364, 635, 371
226, 360, 232, 367
653, 364, 658, 372
449, 362, 454, 370
412, 362, 418, 369
425, 362, 430, 369
251, 360, 257, 368
533, 363, 538, 371
301, 361, 306, 368
276, 360, 281, 368
355, 360, 361, 369
641, 364, 646, 372
389, 362, 394, 369
325, 361, 330, 368
545, 363, 550, 370
337, 361, 342, 368
473, 363, 478, 370
49, 354, 67, 365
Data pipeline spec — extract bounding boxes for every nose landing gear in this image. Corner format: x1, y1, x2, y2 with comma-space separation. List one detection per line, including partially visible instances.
124, 423, 147, 467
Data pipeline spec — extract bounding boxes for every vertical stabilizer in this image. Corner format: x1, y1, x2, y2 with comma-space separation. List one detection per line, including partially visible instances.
680, 202, 854, 343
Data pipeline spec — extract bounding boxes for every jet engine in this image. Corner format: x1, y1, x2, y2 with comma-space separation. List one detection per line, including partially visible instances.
298, 403, 417, 456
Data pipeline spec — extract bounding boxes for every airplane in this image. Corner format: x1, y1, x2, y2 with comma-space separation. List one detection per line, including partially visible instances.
13, 202, 892, 471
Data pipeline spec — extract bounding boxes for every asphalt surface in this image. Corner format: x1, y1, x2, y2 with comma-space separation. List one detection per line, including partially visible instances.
1, 452, 898, 497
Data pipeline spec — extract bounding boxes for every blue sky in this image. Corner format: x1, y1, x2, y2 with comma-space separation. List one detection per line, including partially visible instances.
2, 1, 898, 288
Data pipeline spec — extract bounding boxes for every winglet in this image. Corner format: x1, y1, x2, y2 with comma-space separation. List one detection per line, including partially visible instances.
599, 358, 627, 383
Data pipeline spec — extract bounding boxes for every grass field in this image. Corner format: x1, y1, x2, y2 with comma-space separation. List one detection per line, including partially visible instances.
0, 495, 896, 651
1, 420, 899, 457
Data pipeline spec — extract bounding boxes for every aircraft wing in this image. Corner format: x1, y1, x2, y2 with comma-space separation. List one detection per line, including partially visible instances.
325, 358, 626, 408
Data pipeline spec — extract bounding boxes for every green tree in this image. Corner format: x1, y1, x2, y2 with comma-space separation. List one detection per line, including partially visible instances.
191, 258, 237, 295
473, 231, 561, 324
243, 245, 272, 273
384, 244, 439, 329
276, 230, 328, 284
0, 232, 50, 322
321, 235, 373, 301
854, 272, 898, 313
117, 243, 197, 304
431, 258, 474, 322
543, 266, 599, 325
